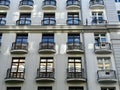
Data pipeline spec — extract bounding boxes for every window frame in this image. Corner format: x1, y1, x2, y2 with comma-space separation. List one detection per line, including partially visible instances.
39, 57, 54, 72
68, 57, 82, 72
11, 57, 25, 73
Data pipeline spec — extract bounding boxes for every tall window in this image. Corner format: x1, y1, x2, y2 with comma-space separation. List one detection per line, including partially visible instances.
42, 34, 54, 43
40, 57, 53, 72
7, 87, 21, 90
92, 12, 104, 24
117, 11, 120, 21
68, 33, 80, 44
94, 33, 106, 46
42, 13, 55, 25
38, 87, 52, 90
69, 87, 83, 90
0, 13, 6, 25
16, 34, 28, 44
101, 87, 115, 90
97, 57, 111, 70
67, 13, 80, 25
68, 57, 82, 72
11, 57, 25, 73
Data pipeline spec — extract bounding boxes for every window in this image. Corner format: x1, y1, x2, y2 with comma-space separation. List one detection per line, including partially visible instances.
7, 87, 21, 90
68, 57, 82, 72
38, 87, 52, 90
11, 57, 25, 73
92, 12, 104, 24
68, 33, 80, 44
42, 13, 55, 25
117, 11, 120, 21
42, 34, 54, 43
17, 13, 31, 25
94, 33, 106, 46
40, 57, 53, 72
16, 34, 28, 44
97, 57, 111, 70
101, 87, 115, 90
0, 13, 6, 25
67, 13, 80, 25
69, 87, 83, 90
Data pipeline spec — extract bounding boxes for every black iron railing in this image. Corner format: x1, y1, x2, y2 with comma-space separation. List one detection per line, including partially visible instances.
11, 42, 28, 51
0, 19, 6, 25
67, 42, 83, 50
91, 19, 107, 25
36, 68, 54, 79
67, 68, 85, 79
5, 68, 25, 79
41, 18, 56, 25
39, 42, 55, 50
16, 19, 31, 25
89, 0, 104, 6
0, 0, 10, 6
43, 0, 56, 6
66, 0, 80, 6
19, 0, 34, 6
67, 19, 81, 25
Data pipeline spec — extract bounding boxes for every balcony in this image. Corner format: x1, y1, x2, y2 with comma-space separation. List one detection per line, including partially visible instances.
97, 70, 117, 83
5, 68, 25, 82
11, 42, 28, 54
67, 19, 81, 25
67, 68, 86, 82
36, 68, 55, 82
16, 19, 31, 26
38, 42, 55, 54
0, 0, 10, 10
42, 0, 56, 10
66, 0, 80, 10
89, 0, 104, 9
41, 19, 56, 25
0, 19, 6, 25
91, 19, 107, 25
66, 42, 84, 54
94, 42, 112, 54
19, 0, 34, 10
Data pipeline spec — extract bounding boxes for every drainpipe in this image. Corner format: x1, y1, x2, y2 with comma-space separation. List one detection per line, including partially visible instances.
81, 30, 89, 90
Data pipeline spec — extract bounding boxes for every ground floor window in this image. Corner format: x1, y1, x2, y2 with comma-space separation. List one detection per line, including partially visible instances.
69, 87, 83, 90
101, 87, 115, 90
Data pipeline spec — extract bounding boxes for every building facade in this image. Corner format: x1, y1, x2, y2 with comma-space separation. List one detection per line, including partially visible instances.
0, 0, 120, 90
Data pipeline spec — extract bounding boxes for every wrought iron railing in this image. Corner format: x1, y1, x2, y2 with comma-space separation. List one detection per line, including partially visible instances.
19, 0, 34, 6
36, 68, 55, 79
66, 0, 80, 6
16, 19, 31, 25
0, 0, 10, 6
43, 0, 56, 6
5, 68, 25, 79
11, 42, 28, 51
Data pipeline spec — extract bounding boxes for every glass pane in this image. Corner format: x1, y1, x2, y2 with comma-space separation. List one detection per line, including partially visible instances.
68, 63, 74, 72
40, 63, 46, 72
18, 64, 25, 72
75, 63, 81, 72
11, 65, 17, 72
47, 63, 53, 72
